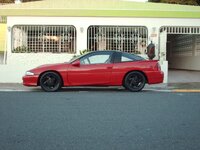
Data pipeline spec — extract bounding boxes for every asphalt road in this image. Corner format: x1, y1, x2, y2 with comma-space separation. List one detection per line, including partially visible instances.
0, 90, 200, 150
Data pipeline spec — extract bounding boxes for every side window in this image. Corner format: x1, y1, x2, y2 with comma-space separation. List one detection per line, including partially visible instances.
122, 55, 134, 62
80, 53, 111, 64
121, 53, 136, 62
114, 52, 145, 63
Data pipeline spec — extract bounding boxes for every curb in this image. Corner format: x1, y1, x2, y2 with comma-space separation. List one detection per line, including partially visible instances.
172, 89, 200, 93
0, 84, 200, 93
1, 89, 200, 93
144, 89, 172, 92
0, 89, 28, 92
0, 88, 172, 92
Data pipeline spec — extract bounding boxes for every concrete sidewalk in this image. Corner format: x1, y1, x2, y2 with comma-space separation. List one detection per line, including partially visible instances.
0, 83, 39, 91
0, 82, 200, 92
146, 82, 200, 92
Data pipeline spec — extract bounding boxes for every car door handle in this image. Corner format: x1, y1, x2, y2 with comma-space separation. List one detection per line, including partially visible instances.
107, 66, 113, 69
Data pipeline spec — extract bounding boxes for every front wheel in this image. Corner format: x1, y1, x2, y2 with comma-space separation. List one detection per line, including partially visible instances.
123, 71, 146, 92
40, 72, 62, 92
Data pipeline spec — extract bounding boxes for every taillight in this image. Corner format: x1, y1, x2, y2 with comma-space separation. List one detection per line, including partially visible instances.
157, 63, 161, 71
154, 62, 161, 71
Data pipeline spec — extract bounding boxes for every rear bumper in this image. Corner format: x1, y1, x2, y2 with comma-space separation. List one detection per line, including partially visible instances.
147, 71, 164, 84
22, 75, 39, 86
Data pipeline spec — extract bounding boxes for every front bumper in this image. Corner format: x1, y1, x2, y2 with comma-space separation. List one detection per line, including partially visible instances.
22, 75, 39, 86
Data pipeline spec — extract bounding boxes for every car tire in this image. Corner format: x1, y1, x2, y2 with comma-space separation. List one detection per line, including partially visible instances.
40, 72, 62, 92
124, 71, 146, 92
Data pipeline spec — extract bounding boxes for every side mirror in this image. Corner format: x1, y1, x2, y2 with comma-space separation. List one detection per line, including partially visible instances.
72, 60, 80, 67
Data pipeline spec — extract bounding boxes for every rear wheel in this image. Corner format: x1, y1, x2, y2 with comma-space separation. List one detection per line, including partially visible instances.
124, 71, 146, 92
40, 72, 62, 92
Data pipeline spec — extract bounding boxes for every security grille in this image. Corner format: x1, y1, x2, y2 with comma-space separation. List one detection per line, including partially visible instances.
168, 34, 193, 57
0, 16, 7, 23
160, 26, 200, 57
12, 25, 76, 53
160, 26, 200, 34
87, 26, 148, 54
196, 35, 200, 56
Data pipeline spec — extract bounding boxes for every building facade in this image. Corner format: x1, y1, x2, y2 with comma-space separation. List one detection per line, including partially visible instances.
0, 0, 200, 83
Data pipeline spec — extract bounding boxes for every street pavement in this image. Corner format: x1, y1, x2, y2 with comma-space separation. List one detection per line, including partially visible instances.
0, 91, 200, 150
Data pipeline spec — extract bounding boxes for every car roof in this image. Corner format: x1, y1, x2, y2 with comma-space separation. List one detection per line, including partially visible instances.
89, 50, 121, 53
90, 50, 137, 55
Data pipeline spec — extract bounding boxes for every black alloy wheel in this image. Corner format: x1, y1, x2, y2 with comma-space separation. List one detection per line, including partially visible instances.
124, 71, 146, 92
40, 72, 62, 92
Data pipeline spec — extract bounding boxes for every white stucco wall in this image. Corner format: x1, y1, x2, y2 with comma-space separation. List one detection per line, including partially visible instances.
0, 16, 200, 83
0, 52, 3, 64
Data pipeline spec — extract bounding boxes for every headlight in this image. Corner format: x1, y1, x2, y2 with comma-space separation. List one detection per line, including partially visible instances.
25, 71, 35, 76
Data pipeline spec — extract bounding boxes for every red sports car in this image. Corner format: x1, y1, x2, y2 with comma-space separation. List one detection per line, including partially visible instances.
23, 50, 164, 92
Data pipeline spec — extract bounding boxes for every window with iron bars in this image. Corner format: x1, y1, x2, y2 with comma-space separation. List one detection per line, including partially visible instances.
0, 16, 7, 23
87, 26, 148, 54
12, 25, 76, 53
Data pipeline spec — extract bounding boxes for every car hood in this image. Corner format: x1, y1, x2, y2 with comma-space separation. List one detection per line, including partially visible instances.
36, 63, 69, 69
28, 63, 70, 74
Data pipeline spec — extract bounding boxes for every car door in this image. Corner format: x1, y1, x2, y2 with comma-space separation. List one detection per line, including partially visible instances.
111, 52, 145, 85
68, 51, 114, 86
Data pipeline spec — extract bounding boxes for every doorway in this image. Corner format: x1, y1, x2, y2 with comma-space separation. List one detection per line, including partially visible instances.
160, 26, 200, 83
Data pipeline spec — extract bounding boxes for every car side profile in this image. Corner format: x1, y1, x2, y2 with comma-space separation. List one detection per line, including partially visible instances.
23, 50, 164, 92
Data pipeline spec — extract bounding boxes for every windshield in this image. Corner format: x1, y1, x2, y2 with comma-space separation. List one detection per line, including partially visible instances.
69, 55, 83, 63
